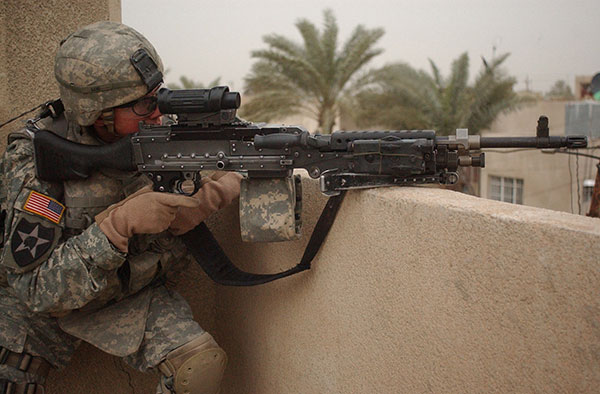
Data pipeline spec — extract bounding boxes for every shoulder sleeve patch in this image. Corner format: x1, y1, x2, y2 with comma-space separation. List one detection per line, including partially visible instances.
2, 188, 63, 273
10, 216, 56, 268
22, 190, 65, 224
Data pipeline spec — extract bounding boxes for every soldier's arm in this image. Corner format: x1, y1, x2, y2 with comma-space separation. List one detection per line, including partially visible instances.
1, 138, 126, 313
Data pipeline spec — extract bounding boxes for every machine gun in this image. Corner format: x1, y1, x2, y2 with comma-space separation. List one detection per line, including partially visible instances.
31, 86, 588, 286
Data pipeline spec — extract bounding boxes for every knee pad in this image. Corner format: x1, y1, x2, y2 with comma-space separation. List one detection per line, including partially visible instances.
158, 332, 227, 394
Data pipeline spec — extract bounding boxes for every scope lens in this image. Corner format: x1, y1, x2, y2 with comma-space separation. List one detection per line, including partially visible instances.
222, 92, 241, 109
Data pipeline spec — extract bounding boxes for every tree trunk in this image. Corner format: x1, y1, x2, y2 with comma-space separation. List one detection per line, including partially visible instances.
318, 104, 336, 134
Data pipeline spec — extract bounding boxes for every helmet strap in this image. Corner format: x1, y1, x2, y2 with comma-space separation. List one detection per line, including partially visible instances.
101, 109, 118, 136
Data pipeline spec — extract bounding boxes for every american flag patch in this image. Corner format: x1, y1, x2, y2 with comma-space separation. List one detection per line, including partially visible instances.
23, 191, 65, 224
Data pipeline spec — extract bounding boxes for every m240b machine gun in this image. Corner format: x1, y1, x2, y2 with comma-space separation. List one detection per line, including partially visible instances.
31, 87, 588, 285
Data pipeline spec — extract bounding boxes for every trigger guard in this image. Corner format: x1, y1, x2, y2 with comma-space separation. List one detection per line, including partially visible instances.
175, 172, 202, 196
147, 171, 201, 195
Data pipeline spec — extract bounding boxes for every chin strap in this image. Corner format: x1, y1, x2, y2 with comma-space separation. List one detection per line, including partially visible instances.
100, 108, 118, 137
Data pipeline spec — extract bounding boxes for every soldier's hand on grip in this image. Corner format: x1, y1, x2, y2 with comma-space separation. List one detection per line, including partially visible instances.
169, 172, 242, 236
97, 192, 200, 252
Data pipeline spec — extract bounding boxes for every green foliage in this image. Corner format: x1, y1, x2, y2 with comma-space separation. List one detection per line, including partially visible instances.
545, 80, 574, 100
352, 53, 527, 135
241, 9, 384, 133
167, 76, 221, 89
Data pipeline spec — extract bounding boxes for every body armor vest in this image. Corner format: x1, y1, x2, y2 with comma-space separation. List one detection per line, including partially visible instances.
36, 115, 177, 301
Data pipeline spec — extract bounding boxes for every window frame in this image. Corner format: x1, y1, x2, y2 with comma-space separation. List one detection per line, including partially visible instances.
489, 175, 524, 204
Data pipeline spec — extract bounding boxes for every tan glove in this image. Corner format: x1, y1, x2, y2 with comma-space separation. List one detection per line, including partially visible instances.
169, 172, 243, 236
97, 191, 200, 252
95, 185, 154, 225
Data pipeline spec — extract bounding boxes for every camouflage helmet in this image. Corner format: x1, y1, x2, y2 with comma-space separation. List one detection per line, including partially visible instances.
54, 21, 164, 126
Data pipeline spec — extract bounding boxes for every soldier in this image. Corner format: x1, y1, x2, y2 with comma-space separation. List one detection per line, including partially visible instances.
0, 21, 241, 393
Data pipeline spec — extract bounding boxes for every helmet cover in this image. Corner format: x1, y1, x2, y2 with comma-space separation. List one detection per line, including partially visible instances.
54, 21, 164, 126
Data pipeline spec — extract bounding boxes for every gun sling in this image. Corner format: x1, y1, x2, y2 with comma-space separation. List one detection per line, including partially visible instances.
180, 191, 346, 286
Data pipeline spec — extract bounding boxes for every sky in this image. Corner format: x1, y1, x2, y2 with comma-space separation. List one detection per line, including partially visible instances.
122, 0, 600, 94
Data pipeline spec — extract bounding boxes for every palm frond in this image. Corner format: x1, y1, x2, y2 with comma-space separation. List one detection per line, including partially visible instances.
243, 10, 384, 132
250, 49, 322, 94
428, 59, 443, 90
320, 9, 339, 89
262, 34, 304, 58
336, 26, 384, 90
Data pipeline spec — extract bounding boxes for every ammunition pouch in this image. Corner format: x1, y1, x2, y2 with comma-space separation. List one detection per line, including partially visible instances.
239, 175, 302, 242
0, 347, 51, 394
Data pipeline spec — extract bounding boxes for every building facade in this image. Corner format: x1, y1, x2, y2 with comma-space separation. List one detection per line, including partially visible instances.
480, 100, 599, 215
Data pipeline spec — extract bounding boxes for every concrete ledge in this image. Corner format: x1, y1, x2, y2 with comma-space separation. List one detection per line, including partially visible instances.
209, 178, 600, 394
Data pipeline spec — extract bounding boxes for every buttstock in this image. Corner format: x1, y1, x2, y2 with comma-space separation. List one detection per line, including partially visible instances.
33, 130, 136, 182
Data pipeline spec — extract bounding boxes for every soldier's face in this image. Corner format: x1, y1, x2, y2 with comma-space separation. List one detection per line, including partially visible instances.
113, 95, 162, 136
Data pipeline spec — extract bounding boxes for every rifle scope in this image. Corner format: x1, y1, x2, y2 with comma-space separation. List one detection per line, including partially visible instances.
157, 87, 240, 114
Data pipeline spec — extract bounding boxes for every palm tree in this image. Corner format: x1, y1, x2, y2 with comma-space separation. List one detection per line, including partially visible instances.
351, 53, 526, 135
545, 80, 575, 100
241, 9, 384, 133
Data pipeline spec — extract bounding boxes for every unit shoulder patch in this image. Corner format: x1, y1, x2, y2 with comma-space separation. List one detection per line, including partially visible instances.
10, 217, 55, 268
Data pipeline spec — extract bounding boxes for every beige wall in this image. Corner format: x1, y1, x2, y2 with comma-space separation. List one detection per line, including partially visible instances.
209, 177, 600, 394
482, 101, 598, 214
0, 0, 121, 144
44, 177, 600, 393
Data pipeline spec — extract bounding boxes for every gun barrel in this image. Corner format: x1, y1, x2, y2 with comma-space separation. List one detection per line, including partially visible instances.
479, 135, 587, 149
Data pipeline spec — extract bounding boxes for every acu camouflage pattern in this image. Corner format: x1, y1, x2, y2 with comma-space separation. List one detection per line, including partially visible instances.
0, 365, 45, 385
1, 137, 66, 275
54, 21, 164, 126
0, 116, 204, 373
239, 175, 302, 242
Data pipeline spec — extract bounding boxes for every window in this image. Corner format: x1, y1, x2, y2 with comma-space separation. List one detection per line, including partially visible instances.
489, 176, 523, 204
583, 179, 595, 205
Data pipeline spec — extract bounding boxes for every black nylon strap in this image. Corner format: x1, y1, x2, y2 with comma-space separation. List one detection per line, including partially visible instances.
181, 191, 346, 286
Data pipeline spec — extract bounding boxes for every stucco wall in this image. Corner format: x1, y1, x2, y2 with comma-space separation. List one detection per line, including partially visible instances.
0, 0, 121, 144
209, 177, 600, 394
43, 176, 600, 393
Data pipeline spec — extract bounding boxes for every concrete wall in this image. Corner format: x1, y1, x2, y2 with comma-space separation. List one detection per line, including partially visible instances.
482, 101, 598, 215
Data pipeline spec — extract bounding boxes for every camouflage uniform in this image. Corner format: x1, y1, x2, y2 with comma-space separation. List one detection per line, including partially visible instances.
0, 117, 206, 388
0, 21, 226, 393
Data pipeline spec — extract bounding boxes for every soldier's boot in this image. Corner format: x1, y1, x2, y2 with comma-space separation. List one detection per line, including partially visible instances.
157, 332, 227, 394
0, 347, 51, 394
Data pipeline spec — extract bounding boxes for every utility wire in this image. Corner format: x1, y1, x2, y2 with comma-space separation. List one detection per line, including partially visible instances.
576, 152, 581, 214
568, 151, 574, 213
